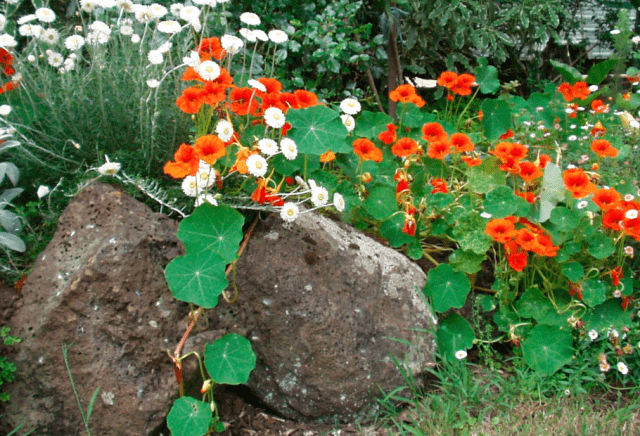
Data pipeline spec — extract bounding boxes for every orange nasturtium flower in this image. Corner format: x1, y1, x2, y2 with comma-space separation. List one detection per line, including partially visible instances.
485, 219, 518, 243
353, 138, 383, 162
507, 251, 528, 272
194, 135, 226, 164
198, 36, 226, 61
427, 140, 452, 160
421, 122, 448, 142
230, 146, 255, 174
229, 87, 260, 116
518, 161, 543, 182
378, 123, 398, 144
451, 73, 475, 96
558, 83, 574, 101
293, 89, 318, 108
591, 139, 618, 158
461, 155, 482, 167
572, 81, 590, 100
391, 137, 419, 157
437, 71, 458, 89
450, 133, 474, 153
591, 99, 609, 114
164, 143, 200, 178
176, 87, 204, 114
562, 168, 596, 199
430, 178, 448, 194
592, 188, 621, 211
389, 84, 417, 102
320, 150, 336, 163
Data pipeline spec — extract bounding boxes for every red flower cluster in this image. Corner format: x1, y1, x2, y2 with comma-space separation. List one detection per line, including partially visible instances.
0, 48, 18, 95
562, 168, 596, 199
557, 81, 590, 102
437, 71, 476, 97
421, 122, 475, 161
389, 84, 425, 107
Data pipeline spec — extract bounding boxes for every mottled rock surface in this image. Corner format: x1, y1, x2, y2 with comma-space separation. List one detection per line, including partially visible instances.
0, 182, 190, 435
216, 211, 437, 423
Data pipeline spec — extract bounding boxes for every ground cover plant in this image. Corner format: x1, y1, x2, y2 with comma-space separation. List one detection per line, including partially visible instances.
1, 0, 640, 434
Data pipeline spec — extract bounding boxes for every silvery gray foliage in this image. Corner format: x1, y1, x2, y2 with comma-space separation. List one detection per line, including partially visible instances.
0, 132, 25, 252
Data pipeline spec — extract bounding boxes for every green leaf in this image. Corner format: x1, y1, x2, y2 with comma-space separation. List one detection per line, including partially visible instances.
165, 251, 228, 308
286, 106, 350, 154
452, 212, 493, 255
0, 232, 25, 252
539, 163, 565, 222
204, 334, 256, 385
448, 249, 486, 274
516, 287, 568, 326
561, 262, 584, 282
167, 396, 212, 436
480, 99, 511, 141
522, 325, 573, 375
353, 111, 394, 139
581, 279, 608, 308
379, 214, 413, 248
483, 186, 518, 219
400, 102, 427, 128
584, 299, 633, 332
363, 186, 397, 221
475, 64, 500, 94
587, 234, 615, 260
436, 313, 475, 360
425, 264, 471, 313
177, 204, 244, 262
549, 207, 580, 233
550, 60, 584, 83
466, 156, 506, 195
586, 59, 619, 85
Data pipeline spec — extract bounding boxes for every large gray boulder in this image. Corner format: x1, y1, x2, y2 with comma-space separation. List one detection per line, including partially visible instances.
216, 210, 437, 423
0, 182, 189, 435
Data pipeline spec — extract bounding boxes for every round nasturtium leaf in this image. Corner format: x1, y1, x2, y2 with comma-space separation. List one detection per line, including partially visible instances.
561, 262, 584, 282
165, 251, 228, 308
363, 186, 397, 221
522, 325, 573, 375
379, 214, 414, 248
587, 233, 615, 260
549, 207, 580, 233
436, 313, 475, 360
581, 279, 608, 307
584, 299, 633, 332
286, 106, 350, 154
205, 334, 256, 385
353, 111, 394, 139
483, 186, 518, 219
176, 204, 244, 262
425, 263, 471, 313
167, 396, 212, 436
480, 99, 512, 141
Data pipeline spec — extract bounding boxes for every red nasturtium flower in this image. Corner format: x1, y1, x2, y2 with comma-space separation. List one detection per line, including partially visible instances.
518, 161, 543, 182
402, 215, 417, 236
450, 133, 474, 153
378, 123, 398, 144
485, 219, 518, 243
258, 77, 283, 94
538, 154, 552, 168
176, 87, 204, 114
437, 71, 458, 89
293, 89, 318, 108
229, 87, 260, 116
430, 178, 448, 194
611, 266, 623, 287
164, 143, 200, 178
569, 282, 583, 300
591, 99, 609, 114
592, 188, 621, 211
572, 81, 590, 100
451, 73, 475, 96
558, 82, 574, 101
391, 137, 418, 157
591, 139, 618, 158
602, 207, 625, 231
198, 37, 226, 61
421, 122, 448, 142
461, 155, 482, 167
507, 251, 527, 272
562, 168, 596, 198
500, 129, 514, 140
353, 138, 383, 162
389, 84, 417, 102
427, 140, 452, 160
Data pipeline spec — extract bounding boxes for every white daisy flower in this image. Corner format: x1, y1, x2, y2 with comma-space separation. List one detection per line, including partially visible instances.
617, 362, 628, 375
0, 34, 17, 48
611, 29, 621, 35
253, 29, 268, 42
196, 163, 215, 188
195, 193, 218, 207
65, 35, 85, 50
248, 79, 267, 92
63, 57, 76, 72
340, 98, 361, 115
626, 209, 638, 220
221, 34, 243, 54
17, 14, 37, 25
258, 138, 278, 156
239, 28, 257, 42
310, 184, 329, 207
589, 85, 598, 92
341, 114, 355, 132
179, 6, 200, 23
281, 138, 298, 160
333, 193, 345, 212
35, 7, 56, 23
268, 29, 288, 43
577, 200, 588, 209
181, 176, 198, 197
240, 12, 261, 26
157, 41, 172, 54
149, 3, 168, 19
146, 79, 160, 88
246, 154, 268, 178
588, 330, 598, 341
80, 0, 98, 12
115, 0, 134, 12
0, 105, 11, 116
157, 20, 182, 34
624, 194, 635, 202
19, 24, 41, 37
47, 51, 64, 68
40, 28, 60, 44
134, 5, 155, 23
624, 246, 634, 257
119, 25, 134, 36
215, 120, 234, 142
27, 54, 36, 62
170, 3, 184, 16
0, 15, 6, 32
147, 50, 164, 65
37, 185, 50, 199
183, 50, 201, 67
196, 60, 220, 81
264, 107, 285, 128
131, 34, 141, 44
98, 0, 117, 8
98, 162, 121, 176
280, 202, 299, 222
455, 350, 467, 360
